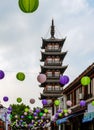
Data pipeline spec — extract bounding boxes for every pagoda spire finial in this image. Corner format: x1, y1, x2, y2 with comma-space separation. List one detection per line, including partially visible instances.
50, 19, 55, 38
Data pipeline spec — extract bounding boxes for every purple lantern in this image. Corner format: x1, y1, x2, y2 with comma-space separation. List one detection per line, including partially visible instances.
3, 96, 9, 102
42, 99, 48, 105
0, 70, 5, 79
80, 100, 86, 106
60, 75, 69, 85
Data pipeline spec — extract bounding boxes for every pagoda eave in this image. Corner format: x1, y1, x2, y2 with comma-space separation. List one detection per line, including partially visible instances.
41, 37, 66, 49
40, 51, 67, 61
40, 93, 63, 99
40, 65, 68, 73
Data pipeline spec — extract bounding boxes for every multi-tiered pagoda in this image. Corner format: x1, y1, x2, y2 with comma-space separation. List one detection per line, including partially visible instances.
39, 20, 67, 128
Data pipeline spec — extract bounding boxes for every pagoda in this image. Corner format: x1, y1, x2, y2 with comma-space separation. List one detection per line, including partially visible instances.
39, 19, 68, 129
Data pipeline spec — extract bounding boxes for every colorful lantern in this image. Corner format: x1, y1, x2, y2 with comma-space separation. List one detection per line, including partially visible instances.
16, 72, 25, 81
18, 0, 39, 13
68, 109, 72, 114
63, 109, 68, 113
54, 100, 60, 106
39, 112, 43, 117
44, 109, 48, 113
24, 108, 29, 112
66, 100, 72, 106
17, 97, 22, 103
60, 75, 69, 85
0, 70, 5, 79
80, 100, 86, 106
91, 101, 94, 106
42, 99, 48, 105
37, 74, 46, 83
30, 98, 35, 104
81, 76, 91, 86
3, 96, 9, 102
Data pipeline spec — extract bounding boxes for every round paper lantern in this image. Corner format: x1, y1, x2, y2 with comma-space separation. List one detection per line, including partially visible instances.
16, 72, 25, 81
81, 76, 91, 86
44, 109, 48, 113
66, 100, 72, 106
60, 75, 69, 85
35, 109, 40, 113
30, 98, 35, 104
68, 109, 72, 114
39, 112, 43, 117
37, 74, 46, 83
63, 109, 68, 113
42, 99, 48, 105
80, 100, 86, 106
18, 0, 39, 13
0, 70, 5, 79
54, 100, 60, 106
24, 108, 29, 112
91, 101, 94, 106
3, 96, 9, 102
17, 97, 22, 103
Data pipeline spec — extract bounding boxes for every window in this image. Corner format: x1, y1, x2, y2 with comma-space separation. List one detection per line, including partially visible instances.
47, 44, 52, 50
54, 71, 60, 77
47, 71, 52, 77
47, 85, 52, 90
47, 58, 52, 63
54, 44, 59, 50
54, 85, 60, 90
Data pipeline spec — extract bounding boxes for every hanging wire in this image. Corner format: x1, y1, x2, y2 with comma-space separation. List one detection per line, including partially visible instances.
44, 26, 50, 39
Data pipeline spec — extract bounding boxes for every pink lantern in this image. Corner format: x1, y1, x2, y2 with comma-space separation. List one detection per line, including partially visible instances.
60, 75, 69, 85
37, 74, 46, 83
30, 98, 35, 104
66, 100, 72, 106
68, 109, 72, 114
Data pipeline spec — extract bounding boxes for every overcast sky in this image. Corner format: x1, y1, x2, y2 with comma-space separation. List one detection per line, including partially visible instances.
0, 0, 94, 109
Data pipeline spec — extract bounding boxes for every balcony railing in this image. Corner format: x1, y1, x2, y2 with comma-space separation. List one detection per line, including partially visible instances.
45, 61, 62, 66
43, 88, 63, 93
45, 48, 61, 52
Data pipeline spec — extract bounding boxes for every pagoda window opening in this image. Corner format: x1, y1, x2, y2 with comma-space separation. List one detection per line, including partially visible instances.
46, 71, 52, 77
54, 43, 59, 50
46, 57, 53, 64
54, 70, 60, 77
54, 85, 60, 90
54, 57, 60, 64
46, 84, 52, 90
47, 43, 52, 50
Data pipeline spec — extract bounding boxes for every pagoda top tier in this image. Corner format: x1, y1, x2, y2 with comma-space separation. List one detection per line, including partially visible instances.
41, 19, 66, 49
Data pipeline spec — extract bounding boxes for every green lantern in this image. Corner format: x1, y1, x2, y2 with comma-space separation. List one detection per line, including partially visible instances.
17, 97, 22, 103
39, 112, 43, 117
81, 76, 91, 86
63, 109, 68, 113
44, 109, 48, 113
18, 0, 39, 13
16, 72, 25, 81
54, 100, 60, 106
91, 101, 94, 106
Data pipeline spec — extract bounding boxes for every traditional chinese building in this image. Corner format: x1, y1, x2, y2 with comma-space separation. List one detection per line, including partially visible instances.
57, 63, 94, 130
39, 20, 68, 130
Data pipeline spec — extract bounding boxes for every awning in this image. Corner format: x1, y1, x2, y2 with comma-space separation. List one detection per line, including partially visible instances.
82, 112, 94, 123
56, 114, 75, 125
